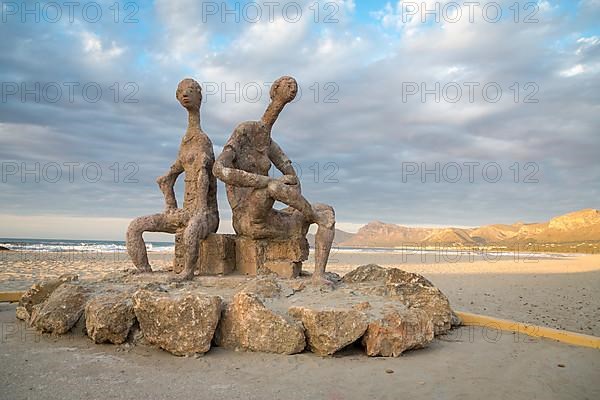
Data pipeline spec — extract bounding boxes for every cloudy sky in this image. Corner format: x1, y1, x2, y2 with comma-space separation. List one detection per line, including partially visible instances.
0, 0, 599, 240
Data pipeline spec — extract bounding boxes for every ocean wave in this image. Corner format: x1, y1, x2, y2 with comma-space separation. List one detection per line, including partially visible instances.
0, 240, 174, 253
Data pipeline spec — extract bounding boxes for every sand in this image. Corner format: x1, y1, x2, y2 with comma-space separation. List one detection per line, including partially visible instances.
1, 250, 599, 399
1, 250, 598, 336
1, 302, 599, 400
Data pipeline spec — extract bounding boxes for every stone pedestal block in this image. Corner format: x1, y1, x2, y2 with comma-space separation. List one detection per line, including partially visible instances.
173, 233, 236, 275
235, 237, 309, 278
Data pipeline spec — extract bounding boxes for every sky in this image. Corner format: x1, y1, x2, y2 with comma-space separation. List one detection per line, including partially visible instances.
0, 0, 599, 240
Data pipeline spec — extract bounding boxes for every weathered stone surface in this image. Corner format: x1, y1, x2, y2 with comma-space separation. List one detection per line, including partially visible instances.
263, 261, 302, 279
343, 264, 433, 287
16, 274, 78, 321
199, 233, 236, 275
362, 305, 434, 357
30, 283, 89, 334
127, 78, 220, 280
235, 237, 308, 278
215, 292, 305, 354
174, 233, 236, 275
85, 292, 136, 344
239, 276, 283, 298
342, 264, 389, 283
235, 237, 262, 276
173, 229, 186, 274
132, 289, 221, 356
213, 76, 336, 281
288, 306, 368, 355
343, 264, 458, 334
15, 263, 459, 358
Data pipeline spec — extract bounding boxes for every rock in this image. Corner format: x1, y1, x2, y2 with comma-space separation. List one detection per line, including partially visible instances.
30, 283, 90, 334
132, 289, 221, 356
288, 306, 368, 356
198, 233, 236, 275
215, 292, 305, 354
342, 264, 433, 287
174, 233, 236, 275
385, 283, 455, 335
16, 274, 78, 321
0, 245, 11, 251
239, 276, 282, 299
362, 305, 434, 357
343, 264, 456, 335
235, 237, 308, 278
342, 264, 389, 283
353, 301, 371, 311
85, 292, 136, 344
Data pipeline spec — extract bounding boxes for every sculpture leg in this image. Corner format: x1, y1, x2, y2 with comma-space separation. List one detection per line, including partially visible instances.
126, 212, 181, 273
178, 214, 210, 281
312, 204, 336, 282
267, 181, 318, 223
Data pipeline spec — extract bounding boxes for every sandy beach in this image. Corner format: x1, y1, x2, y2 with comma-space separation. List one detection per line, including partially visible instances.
2, 251, 600, 399
0, 301, 597, 400
1, 249, 599, 337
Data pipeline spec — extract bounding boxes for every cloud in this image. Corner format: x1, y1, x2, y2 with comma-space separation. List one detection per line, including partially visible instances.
0, 0, 599, 239
80, 31, 126, 60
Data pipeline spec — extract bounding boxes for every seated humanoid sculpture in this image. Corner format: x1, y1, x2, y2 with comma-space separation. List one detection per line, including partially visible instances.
126, 79, 219, 280
213, 76, 335, 284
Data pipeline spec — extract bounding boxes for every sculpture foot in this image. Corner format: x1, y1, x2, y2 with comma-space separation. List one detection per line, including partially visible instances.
133, 265, 153, 274
174, 269, 195, 282
311, 274, 334, 288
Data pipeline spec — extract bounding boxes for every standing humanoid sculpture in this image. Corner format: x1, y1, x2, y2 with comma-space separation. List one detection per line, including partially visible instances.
213, 76, 336, 284
126, 79, 219, 280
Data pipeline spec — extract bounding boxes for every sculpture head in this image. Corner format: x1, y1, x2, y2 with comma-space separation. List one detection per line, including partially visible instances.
176, 78, 202, 111
269, 76, 298, 104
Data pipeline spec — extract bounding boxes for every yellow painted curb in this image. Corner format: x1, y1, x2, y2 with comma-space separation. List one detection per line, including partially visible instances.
456, 311, 600, 350
0, 291, 24, 303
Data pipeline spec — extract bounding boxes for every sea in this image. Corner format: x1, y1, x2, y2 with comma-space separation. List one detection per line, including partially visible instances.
0, 238, 573, 260
0, 238, 174, 253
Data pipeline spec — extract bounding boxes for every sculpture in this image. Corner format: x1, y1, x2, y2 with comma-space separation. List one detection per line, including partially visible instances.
126, 79, 219, 280
213, 76, 336, 284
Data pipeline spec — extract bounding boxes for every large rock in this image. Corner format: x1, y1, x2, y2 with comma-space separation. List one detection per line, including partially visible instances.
85, 292, 136, 344
362, 305, 434, 357
237, 276, 296, 299
288, 306, 368, 355
30, 283, 90, 334
215, 292, 305, 354
343, 264, 458, 334
343, 264, 433, 287
16, 274, 78, 321
132, 289, 221, 356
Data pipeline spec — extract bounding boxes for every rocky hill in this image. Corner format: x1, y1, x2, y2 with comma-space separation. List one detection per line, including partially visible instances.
339, 209, 600, 248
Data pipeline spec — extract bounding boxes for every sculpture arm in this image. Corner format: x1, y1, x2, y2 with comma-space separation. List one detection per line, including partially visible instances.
269, 140, 297, 177
156, 159, 183, 210
213, 145, 270, 188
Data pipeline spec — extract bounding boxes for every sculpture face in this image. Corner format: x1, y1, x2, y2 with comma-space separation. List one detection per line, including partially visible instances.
176, 79, 202, 110
270, 76, 298, 104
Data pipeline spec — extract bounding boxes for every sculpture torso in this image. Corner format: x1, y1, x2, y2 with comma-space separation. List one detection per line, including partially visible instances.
223, 121, 272, 211
179, 128, 219, 218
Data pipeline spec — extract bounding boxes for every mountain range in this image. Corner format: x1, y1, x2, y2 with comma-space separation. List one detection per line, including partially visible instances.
322, 209, 600, 248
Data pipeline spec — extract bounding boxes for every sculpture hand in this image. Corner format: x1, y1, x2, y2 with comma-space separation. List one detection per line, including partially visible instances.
157, 175, 178, 210
278, 175, 298, 186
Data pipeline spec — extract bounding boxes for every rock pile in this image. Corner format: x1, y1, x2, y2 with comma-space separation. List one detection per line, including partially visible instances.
16, 265, 460, 357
